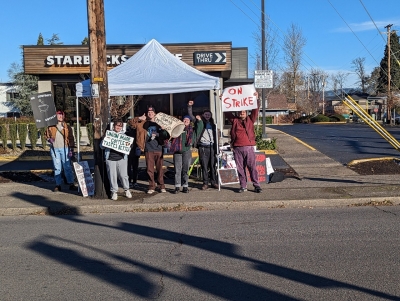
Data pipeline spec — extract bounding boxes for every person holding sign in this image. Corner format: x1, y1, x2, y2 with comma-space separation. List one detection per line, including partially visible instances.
169, 115, 194, 193
189, 102, 218, 190
44, 110, 77, 192
136, 106, 169, 194
101, 119, 132, 201
225, 96, 263, 193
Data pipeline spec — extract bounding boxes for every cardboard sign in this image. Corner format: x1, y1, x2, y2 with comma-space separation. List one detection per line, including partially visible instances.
102, 130, 134, 155
246, 152, 269, 183
221, 151, 236, 168
221, 84, 257, 112
154, 112, 184, 138
29, 92, 57, 129
73, 161, 94, 197
218, 168, 239, 185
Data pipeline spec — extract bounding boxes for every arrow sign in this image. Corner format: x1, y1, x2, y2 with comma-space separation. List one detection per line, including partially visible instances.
194, 51, 226, 65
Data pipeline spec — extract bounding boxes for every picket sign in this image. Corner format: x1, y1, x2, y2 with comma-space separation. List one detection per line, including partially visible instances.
221, 84, 257, 112
154, 112, 185, 138
73, 161, 94, 197
101, 130, 134, 155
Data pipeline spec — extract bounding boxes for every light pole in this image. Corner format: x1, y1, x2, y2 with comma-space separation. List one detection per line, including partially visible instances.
322, 79, 326, 115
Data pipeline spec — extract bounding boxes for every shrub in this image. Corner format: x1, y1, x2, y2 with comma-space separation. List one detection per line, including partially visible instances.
255, 125, 277, 150
0, 124, 7, 149
86, 123, 94, 146
9, 124, 18, 150
39, 127, 47, 149
28, 123, 38, 149
258, 116, 273, 124
328, 113, 346, 122
73, 122, 82, 145
310, 114, 330, 123
17, 123, 28, 150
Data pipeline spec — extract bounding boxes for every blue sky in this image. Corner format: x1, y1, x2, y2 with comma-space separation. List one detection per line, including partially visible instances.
0, 0, 399, 89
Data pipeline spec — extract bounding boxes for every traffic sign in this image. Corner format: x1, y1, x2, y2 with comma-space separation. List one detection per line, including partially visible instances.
193, 51, 226, 65
254, 70, 273, 88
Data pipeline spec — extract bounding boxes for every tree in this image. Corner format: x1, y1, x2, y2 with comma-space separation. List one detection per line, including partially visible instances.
46, 33, 63, 45
37, 33, 44, 45
7, 63, 38, 116
282, 23, 306, 103
331, 71, 349, 98
366, 67, 380, 95
377, 30, 400, 95
81, 37, 89, 45
351, 57, 369, 93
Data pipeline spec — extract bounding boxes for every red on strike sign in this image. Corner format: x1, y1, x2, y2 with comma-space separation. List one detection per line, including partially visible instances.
221, 84, 257, 112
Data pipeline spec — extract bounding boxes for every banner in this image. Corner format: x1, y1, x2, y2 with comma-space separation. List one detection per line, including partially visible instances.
221, 84, 257, 112
101, 130, 134, 155
29, 92, 57, 129
154, 112, 185, 138
73, 161, 94, 197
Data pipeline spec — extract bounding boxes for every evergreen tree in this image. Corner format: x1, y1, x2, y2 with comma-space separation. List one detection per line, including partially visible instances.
37, 33, 44, 45
81, 37, 89, 45
46, 33, 63, 45
377, 31, 400, 94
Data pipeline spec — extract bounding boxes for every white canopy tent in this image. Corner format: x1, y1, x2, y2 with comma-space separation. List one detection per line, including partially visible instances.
74, 39, 222, 186
75, 39, 220, 96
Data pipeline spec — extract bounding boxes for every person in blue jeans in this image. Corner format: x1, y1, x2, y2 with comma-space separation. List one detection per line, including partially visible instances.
44, 110, 77, 192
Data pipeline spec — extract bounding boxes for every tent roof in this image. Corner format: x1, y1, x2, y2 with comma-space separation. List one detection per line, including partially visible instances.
76, 39, 220, 97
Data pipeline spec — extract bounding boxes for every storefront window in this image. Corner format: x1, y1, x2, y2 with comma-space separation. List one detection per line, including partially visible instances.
173, 91, 209, 119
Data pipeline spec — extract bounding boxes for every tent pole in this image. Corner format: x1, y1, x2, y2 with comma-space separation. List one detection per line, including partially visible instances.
213, 90, 220, 191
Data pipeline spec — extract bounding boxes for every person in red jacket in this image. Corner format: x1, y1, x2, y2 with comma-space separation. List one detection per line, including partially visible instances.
225, 100, 262, 193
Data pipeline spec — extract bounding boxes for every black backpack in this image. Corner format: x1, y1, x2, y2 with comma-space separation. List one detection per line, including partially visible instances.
269, 171, 285, 183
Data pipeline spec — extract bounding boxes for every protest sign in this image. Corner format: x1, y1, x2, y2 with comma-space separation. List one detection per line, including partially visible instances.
101, 130, 134, 155
154, 112, 185, 138
218, 168, 239, 185
221, 84, 257, 112
246, 152, 269, 183
73, 161, 94, 197
29, 92, 57, 128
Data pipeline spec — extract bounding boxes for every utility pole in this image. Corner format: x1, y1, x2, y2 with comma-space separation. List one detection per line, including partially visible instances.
385, 24, 392, 125
322, 78, 326, 115
87, 0, 109, 198
261, 0, 267, 138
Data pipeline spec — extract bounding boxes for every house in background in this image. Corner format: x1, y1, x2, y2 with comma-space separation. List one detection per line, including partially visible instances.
0, 83, 20, 118
262, 94, 297, 123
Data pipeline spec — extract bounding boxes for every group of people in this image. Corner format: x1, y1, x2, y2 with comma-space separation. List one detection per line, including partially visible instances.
46, 99, 263, 200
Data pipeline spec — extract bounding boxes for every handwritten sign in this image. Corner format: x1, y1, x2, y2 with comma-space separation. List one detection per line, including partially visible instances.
73, 161, 94, 197
246, 152, 269, 184
154, 112, 184, 138
29, 92, 57, 129
221, 84, 257, 112
102, 130, 134, 155
218, 168, 239, 185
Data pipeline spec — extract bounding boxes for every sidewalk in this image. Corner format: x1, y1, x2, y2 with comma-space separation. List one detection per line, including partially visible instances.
1, 127, 399, 216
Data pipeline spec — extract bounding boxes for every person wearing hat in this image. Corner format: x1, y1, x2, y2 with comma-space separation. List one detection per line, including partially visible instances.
44, 110, 77, 192
225, 97, 262, 193
135, 106, 169, 194
169, 114, 194, 193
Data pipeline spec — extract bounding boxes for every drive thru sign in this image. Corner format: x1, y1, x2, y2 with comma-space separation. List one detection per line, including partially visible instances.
254, 70, 273, 88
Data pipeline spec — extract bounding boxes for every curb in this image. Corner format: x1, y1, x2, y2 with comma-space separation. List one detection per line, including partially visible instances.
1, 196, 399, 216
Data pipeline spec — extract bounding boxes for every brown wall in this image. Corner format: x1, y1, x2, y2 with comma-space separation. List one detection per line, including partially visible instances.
23, 43, 232, 75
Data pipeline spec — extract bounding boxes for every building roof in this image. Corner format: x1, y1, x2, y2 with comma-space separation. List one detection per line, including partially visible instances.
266, 94, 296, 111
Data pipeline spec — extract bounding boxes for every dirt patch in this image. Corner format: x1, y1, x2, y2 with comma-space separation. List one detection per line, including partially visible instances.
347, 159, 400, 175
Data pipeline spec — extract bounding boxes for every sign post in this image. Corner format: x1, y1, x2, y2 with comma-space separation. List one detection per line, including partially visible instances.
255, 70, 273, 138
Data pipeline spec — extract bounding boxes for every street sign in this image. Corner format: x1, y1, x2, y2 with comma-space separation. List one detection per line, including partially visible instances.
193, 51, 226, 65
254, 70, 273, 88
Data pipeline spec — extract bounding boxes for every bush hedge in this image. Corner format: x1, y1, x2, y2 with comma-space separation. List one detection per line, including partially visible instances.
28, 123, 38, 149
17, 123, 28, 150
0, 124, 7, 149
9, 124, 18, 150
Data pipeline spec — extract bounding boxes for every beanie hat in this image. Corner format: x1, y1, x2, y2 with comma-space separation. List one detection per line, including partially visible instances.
183, 115, 191, 121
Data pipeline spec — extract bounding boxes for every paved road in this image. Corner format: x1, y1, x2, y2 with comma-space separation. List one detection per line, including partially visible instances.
269, 123, 400, 164
1, 207, 399, 300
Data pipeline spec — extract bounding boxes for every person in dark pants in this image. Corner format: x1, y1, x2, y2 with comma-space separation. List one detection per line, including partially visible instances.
170, 115, 194, 193
189, 102, 218, 190
126, 118, 141, 189
225, 98, 262, 193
